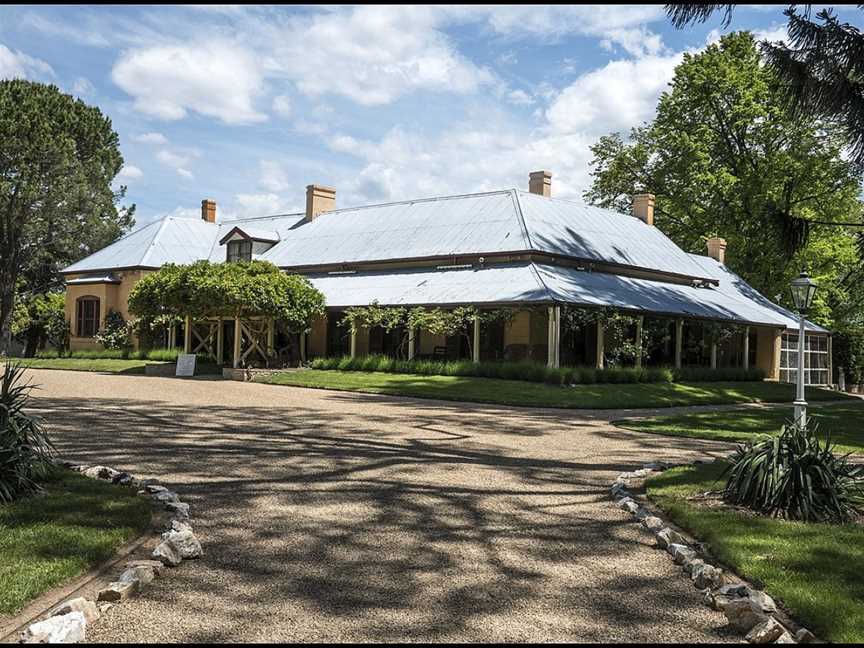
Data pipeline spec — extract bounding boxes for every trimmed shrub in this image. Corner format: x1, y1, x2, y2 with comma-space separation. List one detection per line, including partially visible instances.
305, 355, 682, 385
0, 363, 55, 503
723, 421, 864, 522
673, 366, 766, 382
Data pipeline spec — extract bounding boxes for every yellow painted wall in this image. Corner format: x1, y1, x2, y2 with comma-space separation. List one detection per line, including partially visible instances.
307, 314, 327, 357
504, 311, 531, 346
755, 325, 782, 381
65, 270, 150, 351
419, 331, 446, 355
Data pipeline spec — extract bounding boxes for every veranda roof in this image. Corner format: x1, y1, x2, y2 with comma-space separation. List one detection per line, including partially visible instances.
306, 262, 826, 333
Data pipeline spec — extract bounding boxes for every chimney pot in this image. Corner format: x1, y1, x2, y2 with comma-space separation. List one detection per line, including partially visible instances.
201, 199, 216, 223
706, 237, 727, 264
528, 170, 552, 197
305, 184, 336, 221
632, 193, 655, 226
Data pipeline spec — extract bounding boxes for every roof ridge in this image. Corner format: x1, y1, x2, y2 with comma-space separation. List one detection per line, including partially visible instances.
527, 262, 556, 302
310, 188, 516, 218
511, 189, 534, 251
138, 217, 172, 268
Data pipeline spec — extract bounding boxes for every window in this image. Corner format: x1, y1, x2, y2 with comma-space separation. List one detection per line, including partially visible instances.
779, 332, 830, 386
76, 296, 100, 338
227, 239, 253, 262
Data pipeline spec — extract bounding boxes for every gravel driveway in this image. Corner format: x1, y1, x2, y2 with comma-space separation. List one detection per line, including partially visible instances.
26, 369, 738, 643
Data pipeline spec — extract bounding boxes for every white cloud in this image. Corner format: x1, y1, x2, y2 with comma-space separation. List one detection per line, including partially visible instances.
260, 6, 494, 106
545, 53, 682, 136
505, 89, 534, 106
318, 44, 684, 208
272, 94, 292, 118
0, 43, 54, 80
600, 27, 666, 58
155, 148, 200, 179
232, 192, 300, 218
112, 40, 266, 124
118, 164, 143, 179
132, 132, 168, 144
72, 77, 95, 96
753, 24, 789, 44
259, 160, 291, 192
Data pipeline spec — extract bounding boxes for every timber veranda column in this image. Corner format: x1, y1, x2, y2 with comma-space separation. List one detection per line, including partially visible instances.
595, 319, 604, 369
183, 315, 192, 353
233, 316, 241, 368
216, 317, 224, 365
675, 319, 684, 369
547, 305, 560, 368
407, 328, 416, 361
743, 326, 750, 370
635, 316, 644, 368
473, 314, 481, 363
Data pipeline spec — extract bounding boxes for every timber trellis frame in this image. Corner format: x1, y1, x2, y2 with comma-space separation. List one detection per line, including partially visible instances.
183, 315, 276, 368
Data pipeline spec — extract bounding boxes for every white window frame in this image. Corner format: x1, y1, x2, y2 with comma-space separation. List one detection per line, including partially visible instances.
779, 332, 830, 386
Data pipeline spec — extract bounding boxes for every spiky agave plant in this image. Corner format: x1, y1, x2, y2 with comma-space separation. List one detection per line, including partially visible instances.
0, 362, 55, 503
722, 420, 864, 523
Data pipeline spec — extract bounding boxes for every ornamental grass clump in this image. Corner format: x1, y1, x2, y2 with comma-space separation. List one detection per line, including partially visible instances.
0, 363, 55, 503
722, 420, 864, 523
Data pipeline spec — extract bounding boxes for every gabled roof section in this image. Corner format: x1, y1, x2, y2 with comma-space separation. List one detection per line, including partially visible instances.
261, 190, 529, 268
63, 217, 220, 274
515, 191, 714, 281
218, 225, 280, 246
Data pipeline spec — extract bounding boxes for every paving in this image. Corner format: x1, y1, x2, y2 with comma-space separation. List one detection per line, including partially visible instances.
24, 369, 741, 643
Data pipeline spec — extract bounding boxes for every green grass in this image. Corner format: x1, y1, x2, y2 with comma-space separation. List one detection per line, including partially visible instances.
0, 469, 151, 616
256, 369, 852, 409
11, 358, 160, 374
617, 402, 864, 454
647, 462, 864, 643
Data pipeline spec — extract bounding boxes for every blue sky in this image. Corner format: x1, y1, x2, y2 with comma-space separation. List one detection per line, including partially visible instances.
2, 4, 859, 227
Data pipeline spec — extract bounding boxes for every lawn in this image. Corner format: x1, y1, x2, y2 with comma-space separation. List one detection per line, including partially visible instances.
0, 469, 151, 616
11, 358, 159, 374
256, 369, 852, 410
617, 402, 864, 454
646, 461, 864, 643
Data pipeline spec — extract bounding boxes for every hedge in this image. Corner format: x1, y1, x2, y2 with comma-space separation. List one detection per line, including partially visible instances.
308, 355, 767, 385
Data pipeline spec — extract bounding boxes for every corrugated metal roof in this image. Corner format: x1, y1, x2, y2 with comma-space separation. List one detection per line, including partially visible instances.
262, 191, 527, 268
307, 261, 824, 331
536, 263, 825, 332
65, 274, 121, 285
516, 191, 711, 279
307, 263, 548, 308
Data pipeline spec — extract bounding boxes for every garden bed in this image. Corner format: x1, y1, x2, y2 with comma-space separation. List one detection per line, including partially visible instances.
646, 461, 864, 643
0, 468, 151, 617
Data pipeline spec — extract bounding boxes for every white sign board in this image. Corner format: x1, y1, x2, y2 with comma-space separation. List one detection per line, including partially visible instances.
176, 353, 197, 377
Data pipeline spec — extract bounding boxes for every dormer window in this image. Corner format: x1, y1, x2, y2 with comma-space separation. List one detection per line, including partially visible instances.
227, 239, 253, 262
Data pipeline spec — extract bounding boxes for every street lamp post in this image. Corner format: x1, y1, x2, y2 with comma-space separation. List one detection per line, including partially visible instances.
790, 270, 818, 428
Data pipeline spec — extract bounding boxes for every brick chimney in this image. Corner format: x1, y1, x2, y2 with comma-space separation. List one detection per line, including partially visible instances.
305, 184, 336, 221
528, 170, 552, 197
632, 193, 655, 226
706, 237, 727, 264
201, 199, 216, 223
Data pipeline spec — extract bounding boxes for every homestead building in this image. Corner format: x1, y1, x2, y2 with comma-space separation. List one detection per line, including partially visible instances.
62, 171, 831, 385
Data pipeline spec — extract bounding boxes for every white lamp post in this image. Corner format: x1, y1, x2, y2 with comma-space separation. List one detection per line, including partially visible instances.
790, 270, 818, 427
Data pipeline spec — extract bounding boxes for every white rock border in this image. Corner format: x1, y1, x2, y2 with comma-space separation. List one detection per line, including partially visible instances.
18, 459, 203, 644
610, 460, 817, 645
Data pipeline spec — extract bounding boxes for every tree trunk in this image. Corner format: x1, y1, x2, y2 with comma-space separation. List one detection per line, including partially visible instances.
0, 285, 14, 357
24, 326, 40, 358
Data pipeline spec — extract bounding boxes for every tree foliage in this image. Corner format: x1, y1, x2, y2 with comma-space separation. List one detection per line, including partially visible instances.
128, 260, 326, 332
10, 291, 69, 357
666, 4, 864, 166
0, 80, 135, 353
584, 32, 863, 330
